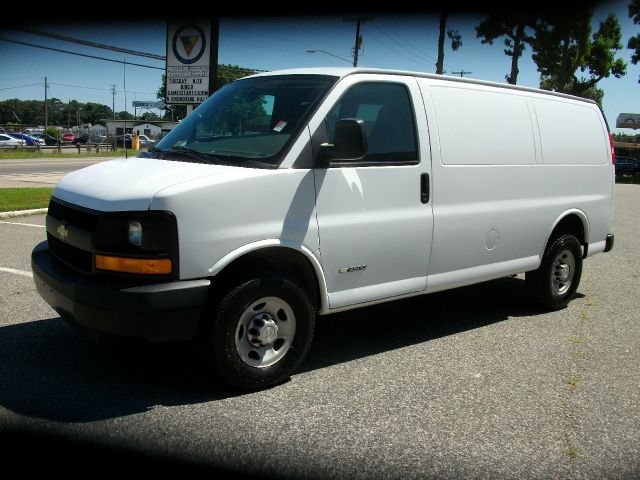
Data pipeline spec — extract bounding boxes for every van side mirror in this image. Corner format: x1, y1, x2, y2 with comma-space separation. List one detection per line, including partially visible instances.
318, 118, 368, 167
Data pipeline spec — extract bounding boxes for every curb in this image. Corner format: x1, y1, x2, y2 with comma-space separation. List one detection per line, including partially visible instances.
0, 208, 48, 219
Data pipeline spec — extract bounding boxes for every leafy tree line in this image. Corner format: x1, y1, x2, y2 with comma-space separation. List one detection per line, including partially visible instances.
0, 98, 114, 127
0, 98, 166, 128
613, 132, 640, 142
437, 6, 631, 107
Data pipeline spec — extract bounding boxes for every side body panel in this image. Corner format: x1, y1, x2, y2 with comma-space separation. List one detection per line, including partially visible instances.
150, 129, 321, 281
309, 74, 434, 309
416, 77, 613, 294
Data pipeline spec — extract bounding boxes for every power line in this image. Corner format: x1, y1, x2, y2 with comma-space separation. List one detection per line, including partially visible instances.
358, 53, 385, 68
376, 23, 438, 64
17, 27, 165, 60
221, 37, 311, 56
48, 82, 156, 95
0, 37, 165, 70
380, 20, 466, 73
366, 32, 431, 69
0, 82, 42, 91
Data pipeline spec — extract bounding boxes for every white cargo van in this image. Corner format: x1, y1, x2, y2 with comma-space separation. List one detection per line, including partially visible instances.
32, 68, 615, 390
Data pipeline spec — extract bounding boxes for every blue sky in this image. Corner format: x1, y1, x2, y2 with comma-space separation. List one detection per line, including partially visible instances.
0, 4, 639, 133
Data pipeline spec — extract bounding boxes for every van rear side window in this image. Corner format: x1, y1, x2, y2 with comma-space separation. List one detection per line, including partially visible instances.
532, 99, 608, 165
430, 86, 536, 166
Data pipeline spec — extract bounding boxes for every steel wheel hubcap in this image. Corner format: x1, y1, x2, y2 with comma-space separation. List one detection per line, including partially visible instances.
551, 249, 575, 296
235, 296, 296, 368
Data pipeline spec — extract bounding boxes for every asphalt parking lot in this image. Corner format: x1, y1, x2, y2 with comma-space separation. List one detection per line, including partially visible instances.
0, 185, 638, 478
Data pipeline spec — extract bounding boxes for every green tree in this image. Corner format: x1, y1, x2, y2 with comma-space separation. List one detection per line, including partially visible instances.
530, 11, 627, 99
476, 14, 538, 84
45, 127, 60, 139
115, 111, 134, 120
141, 112, 160, 121
0, 98, 111, 127
613, 132, 640, 142
436, 12, 462, 74
80, 102, 112, 125
628, 0, 640, 81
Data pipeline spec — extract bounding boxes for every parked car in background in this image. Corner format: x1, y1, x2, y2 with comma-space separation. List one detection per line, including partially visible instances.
31, 133, 59, 146
614, 156, 640, 174
0, 133, 24, 146
137, 134, 155, 148
62, 133, 75, 143
7, 132, 44, 146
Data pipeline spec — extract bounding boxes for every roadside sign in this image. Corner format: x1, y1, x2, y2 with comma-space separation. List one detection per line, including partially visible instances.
132, 101, 165, 109
616, 113, 640, 129
166, 21, 212, 105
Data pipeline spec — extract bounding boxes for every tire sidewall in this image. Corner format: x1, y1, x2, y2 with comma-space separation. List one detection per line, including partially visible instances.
208, 274, 314, 390
537, 234, 583, 310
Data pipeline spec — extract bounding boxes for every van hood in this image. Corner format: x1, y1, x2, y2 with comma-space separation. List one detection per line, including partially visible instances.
53, 157, 240, 211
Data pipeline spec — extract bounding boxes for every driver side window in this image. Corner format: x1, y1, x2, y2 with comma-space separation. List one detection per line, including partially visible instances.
326, 82, 418, 164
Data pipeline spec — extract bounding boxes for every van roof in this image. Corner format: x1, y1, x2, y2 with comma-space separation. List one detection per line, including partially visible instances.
248, 67, 596, 105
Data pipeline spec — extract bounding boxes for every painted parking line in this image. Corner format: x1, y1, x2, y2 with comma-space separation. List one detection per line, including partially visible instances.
0, 221, 45, 228
0, 267, 33, 278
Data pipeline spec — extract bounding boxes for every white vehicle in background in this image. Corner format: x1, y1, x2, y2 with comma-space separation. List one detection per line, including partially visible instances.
32, 68, 615, 391
0, 133, 24, 146
137, 134, 155, 147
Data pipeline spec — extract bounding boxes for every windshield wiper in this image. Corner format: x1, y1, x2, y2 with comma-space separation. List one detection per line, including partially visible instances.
145, 146, 166, 158
167, 146, 218, 164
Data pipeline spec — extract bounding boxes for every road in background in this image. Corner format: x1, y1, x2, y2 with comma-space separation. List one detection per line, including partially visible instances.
0, 156, 119, 187
0, 186, 638, 478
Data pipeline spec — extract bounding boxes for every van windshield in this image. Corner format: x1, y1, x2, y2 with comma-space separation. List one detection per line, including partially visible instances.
153, 74, 337, 168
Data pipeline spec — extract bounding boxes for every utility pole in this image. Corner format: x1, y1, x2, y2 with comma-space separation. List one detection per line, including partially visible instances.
123, 58, 128, 158
67, 99, 70, 128
343, 16, 374, 67
44, 76, 48, 131
451, 70, 472, 77
110, 84, 117, 119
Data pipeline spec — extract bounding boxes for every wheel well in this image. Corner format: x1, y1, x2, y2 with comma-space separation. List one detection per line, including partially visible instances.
549, 214, 586, 247
209, 247, 321, 311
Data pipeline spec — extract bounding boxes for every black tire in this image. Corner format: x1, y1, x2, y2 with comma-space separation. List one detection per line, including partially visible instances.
526, 234, 583, 310
201, 273, 315, 390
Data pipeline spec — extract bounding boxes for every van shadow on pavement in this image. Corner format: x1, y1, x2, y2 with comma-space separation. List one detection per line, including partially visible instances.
0, 276, 569, 423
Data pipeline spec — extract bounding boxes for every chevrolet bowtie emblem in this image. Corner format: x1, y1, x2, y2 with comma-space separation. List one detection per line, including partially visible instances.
57, 224, 69, 242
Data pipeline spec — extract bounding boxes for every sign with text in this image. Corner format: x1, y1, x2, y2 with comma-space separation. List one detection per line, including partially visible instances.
132, 101, 165, 109
616, 113, 640, 129
166, 21, 211, 104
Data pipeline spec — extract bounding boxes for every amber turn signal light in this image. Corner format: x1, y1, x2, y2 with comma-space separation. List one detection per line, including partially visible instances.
95, 254, 172, 275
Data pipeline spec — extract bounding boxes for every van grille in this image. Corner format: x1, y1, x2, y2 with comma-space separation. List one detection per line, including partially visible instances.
46, 234, 93, 273
48, 199, 99, 232
47, 198, 98, 273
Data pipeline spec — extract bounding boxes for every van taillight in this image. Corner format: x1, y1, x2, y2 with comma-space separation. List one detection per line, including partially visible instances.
609, 133, 616, 164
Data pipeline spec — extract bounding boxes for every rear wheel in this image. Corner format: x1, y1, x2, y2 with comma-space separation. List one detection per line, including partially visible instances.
526, 234, 583, 310
201, 273, 314, 390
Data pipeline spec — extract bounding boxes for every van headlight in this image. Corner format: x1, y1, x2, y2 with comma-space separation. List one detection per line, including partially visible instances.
128, 221, 142, 246
94, 211, 178, 277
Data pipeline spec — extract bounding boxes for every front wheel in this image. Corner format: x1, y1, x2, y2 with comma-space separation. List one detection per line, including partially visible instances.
526, 234, 583, 310
201, 273, 315, 390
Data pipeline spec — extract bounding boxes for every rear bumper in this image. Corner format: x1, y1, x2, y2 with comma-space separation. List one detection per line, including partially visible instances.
604, 233, 615, 253
31, 241, 210, 341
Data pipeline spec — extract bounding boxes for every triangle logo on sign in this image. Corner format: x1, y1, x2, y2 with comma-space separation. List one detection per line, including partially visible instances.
180, 35, 200, 57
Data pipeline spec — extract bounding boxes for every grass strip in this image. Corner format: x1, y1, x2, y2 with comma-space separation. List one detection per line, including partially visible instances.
0, 149, 131, 159
0, 188, 54, 212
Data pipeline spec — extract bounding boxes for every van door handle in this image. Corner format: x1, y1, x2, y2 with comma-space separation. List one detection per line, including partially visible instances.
420, 173, 430, 204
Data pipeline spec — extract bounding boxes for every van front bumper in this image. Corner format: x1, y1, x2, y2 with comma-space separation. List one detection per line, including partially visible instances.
31, 241, 210, 341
